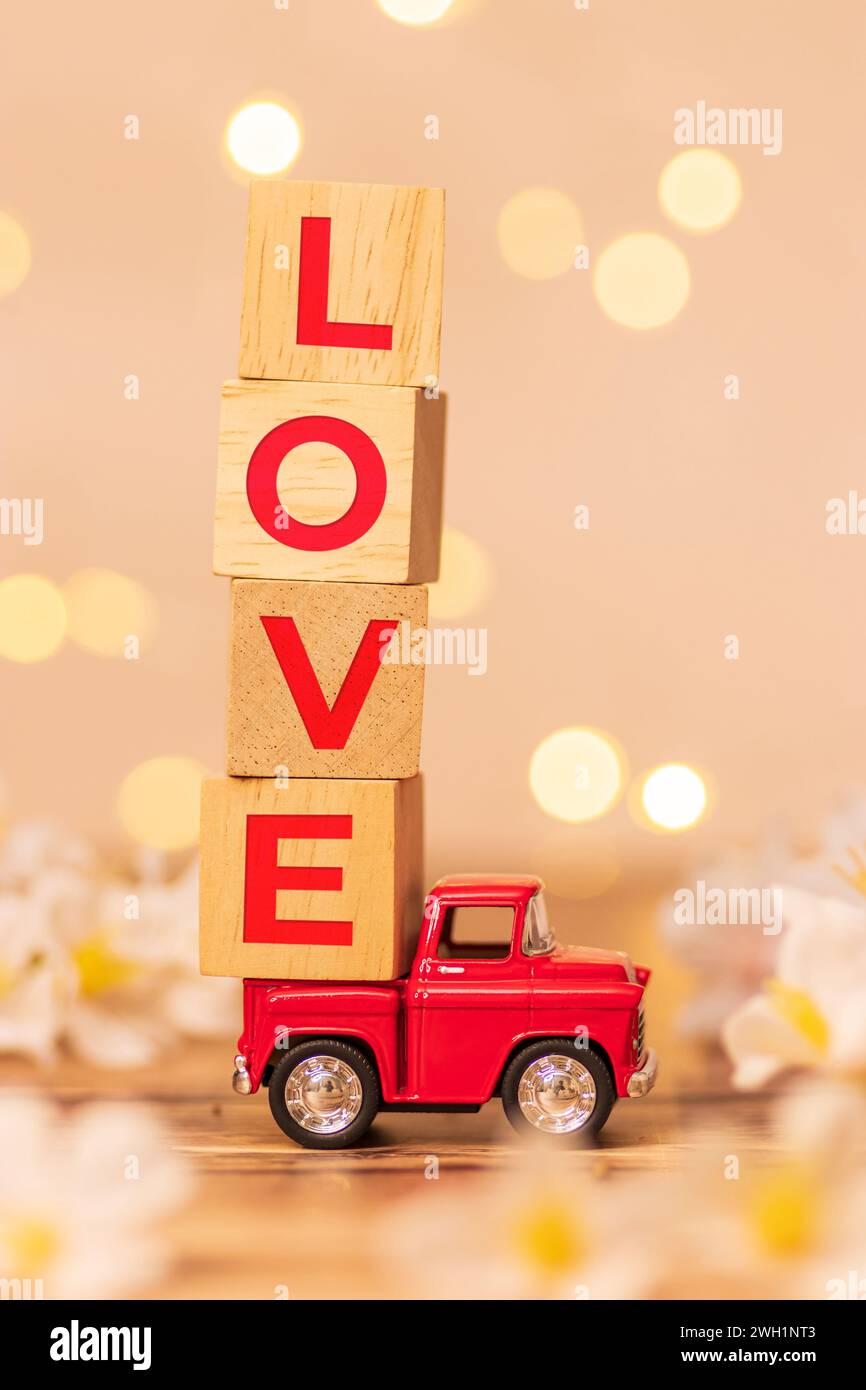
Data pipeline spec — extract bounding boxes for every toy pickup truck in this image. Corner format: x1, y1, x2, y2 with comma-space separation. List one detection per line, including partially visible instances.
231, 874, 656, 1148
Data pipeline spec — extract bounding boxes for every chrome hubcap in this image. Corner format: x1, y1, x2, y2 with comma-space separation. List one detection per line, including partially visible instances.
517, 1054, 597, 1133
285, 1056, 363, 1134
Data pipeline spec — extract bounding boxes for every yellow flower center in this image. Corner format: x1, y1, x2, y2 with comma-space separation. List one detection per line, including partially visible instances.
747, 1169, 819, 1258
3, 1215, 62, 1274
0, 958, 16, 998
832, 844, 866, 899
510, 1197, 586, 1274
766, 980, 829, 1053
72, 932, 139, 996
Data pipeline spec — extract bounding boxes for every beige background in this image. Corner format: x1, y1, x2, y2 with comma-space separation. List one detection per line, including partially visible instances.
2, 0, 862, 899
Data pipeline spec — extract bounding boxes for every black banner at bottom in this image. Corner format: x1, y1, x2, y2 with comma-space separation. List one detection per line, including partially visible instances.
7, 1297, 858, 1373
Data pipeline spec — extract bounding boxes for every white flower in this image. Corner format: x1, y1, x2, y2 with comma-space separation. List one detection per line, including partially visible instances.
722, 888, 866, 1088
0, 895, 62, 1060
98, 859, 239, 1042
662, 792, 866, 1045
658, 840, 797, 1041
56, 858, 239, 1068
0, 819, 239, 1069
381, 1156, 677, 1300
378, 1084, 866, 1300
0, 820, 95, 884
0, 823, 96, 1062
0, 1096, 191, 1297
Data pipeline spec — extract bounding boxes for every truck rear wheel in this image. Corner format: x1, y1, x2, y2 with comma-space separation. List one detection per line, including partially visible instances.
501, 1041, 614, 1142
268, 1039, 380, 1149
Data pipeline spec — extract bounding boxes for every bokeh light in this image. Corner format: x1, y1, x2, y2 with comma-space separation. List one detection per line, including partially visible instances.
533, 837, 621, 900
377, 0, 455, 23
117, 756, 209, 852
529, 728, 626, 824
428, 527, 494, 618
658, 150, 742, 233
497, 188, 583, 280
0, 212, 32, 297
0, 575, 66, 663
64, 568, 158, 658
593, 232, 690, 330
639, 763, 707, 832
225, 102, 301, 176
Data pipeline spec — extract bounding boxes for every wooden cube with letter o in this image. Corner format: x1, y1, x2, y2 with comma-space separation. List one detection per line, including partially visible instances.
213, 378, 444, 584
199, 774, 423, 982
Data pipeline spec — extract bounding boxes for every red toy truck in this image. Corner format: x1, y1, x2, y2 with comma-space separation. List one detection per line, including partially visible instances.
231, 875, 656, 1147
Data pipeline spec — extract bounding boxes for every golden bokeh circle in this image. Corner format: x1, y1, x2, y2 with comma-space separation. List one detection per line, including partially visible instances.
427, 527, 494, 619
0, 212, 32, 297
64, 568, 158, 658
117, 756, 209, 851
529, 728, 626, 824
0, 575, 67, 663
497, 187, 583, 281
593, 232, 690, 330
377, 0, 455, 24
636, 762, 708, 832
533, 839, 621, 900
225, 101, 302, 176
658, 150, 742, 233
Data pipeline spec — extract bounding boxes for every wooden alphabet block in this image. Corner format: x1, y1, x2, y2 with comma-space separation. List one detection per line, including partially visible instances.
213, 377, 444, 583
239, 180, 444, 388
226, 579, 427, 778
199, 774, 423, 981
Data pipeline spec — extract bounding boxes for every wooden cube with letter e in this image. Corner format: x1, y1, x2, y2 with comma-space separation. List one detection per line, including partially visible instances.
213, 377, 444, 584
199, 774, 423, 982
227, 577, 427, 779
239, 180, 444, 388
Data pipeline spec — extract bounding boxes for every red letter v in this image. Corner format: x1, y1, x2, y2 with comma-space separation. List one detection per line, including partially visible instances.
260, 616, 396, 750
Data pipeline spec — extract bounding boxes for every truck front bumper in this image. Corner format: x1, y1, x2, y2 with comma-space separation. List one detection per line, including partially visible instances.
627, 1048, 658, 1098
232, 1054, 252, 1096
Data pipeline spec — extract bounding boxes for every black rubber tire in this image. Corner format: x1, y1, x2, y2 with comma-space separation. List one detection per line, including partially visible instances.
501, 1039, 615, 1142
268, 1038, 380, 1149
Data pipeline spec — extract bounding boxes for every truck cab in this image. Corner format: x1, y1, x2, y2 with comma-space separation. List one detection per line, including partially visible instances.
232, 875, 657, 1148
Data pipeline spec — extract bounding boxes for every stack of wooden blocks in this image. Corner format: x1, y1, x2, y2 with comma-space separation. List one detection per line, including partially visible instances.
200, 181, 446, 983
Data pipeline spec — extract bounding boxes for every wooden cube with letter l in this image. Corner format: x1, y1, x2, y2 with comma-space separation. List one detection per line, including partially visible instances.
239, 180, 444, 388
213, 378, 445, 584
199, 774, 423, 982
227, 578, 427, 778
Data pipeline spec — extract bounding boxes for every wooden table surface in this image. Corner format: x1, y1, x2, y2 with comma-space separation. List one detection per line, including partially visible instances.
2, 1041, 796, 1300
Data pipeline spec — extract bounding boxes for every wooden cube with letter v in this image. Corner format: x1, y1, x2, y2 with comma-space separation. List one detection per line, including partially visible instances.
227, 578, 427, 778
199, 774, 423, 981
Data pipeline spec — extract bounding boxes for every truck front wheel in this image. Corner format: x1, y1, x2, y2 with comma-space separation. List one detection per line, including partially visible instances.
268, 1039, 380, 1149
501, 1041, 614, 1142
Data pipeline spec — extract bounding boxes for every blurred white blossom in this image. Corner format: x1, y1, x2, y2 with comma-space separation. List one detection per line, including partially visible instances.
723, 889, 866, 1089
662, 792, 866, 1044
658, 839, 799, 1041
0, 819, 238, 1068
0, 1095, 191, 1297
381, 1082, 866, 1300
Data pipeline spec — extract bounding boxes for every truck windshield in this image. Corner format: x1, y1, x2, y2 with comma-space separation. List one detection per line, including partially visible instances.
523, 893, 556, 956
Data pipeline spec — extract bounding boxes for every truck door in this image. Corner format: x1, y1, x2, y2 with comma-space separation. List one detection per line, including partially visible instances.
410, 899, 531, 1104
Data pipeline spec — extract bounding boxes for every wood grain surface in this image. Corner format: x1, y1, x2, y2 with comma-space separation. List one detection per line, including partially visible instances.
1, 1047, 798, 1301
199, 774, 424, 980
226, 578, 428, 778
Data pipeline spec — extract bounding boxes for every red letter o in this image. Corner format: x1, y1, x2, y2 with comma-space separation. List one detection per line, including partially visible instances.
245, 416, 387, 551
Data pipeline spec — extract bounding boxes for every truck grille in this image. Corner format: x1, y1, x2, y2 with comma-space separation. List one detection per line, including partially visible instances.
637, 1002, 646, 1059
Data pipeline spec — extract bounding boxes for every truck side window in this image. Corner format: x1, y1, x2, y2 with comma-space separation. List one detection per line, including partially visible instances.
437, 906, 514, 960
